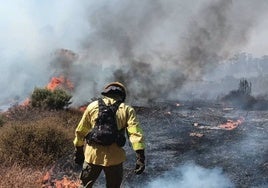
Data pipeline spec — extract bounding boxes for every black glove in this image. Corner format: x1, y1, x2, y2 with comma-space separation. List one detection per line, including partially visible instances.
134, 150, 145, 175
74, 146, 84, 166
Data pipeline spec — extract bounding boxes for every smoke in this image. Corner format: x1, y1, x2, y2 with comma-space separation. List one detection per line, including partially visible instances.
0, 0, 88, 108
1, 0, 268, 108
178, 0, 268, 79
146, 162, 234, 188
74, 0, 268, 104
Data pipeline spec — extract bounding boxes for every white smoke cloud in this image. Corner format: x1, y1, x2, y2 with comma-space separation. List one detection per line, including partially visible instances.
0, 0, 89, 108
1, 0, 268, 109
146, 162, 234, 188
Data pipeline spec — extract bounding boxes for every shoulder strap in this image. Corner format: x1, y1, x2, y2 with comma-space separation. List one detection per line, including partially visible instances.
111, 100, 122, 112
98, 98, 106, 111
98, 98, 122, 113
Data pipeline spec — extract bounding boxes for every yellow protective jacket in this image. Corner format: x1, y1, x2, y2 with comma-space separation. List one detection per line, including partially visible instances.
73, 96, 145, 166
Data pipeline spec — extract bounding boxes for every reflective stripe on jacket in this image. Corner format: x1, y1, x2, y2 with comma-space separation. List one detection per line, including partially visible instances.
73, 96, 145, 166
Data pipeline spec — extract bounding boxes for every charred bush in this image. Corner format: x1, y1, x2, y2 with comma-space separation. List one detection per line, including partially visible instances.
223, 90, 256, 109
31, 88, 72, 110
238, 79, 252, 95
222, 79, 268, 110
221, 79, 256, 109
251, 95, 268, 110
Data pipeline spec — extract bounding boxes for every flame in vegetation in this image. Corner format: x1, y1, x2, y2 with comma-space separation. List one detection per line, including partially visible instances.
193, 118, 244, 131
46, 75, 74, 91
47, 49, 77, 92
54, 176, 81, 188
41, 167, 81, 188
19, 75, 74, 108
79, 105, 88, 112
18, 48, 76, 108
218, 118, 244, 130
20, 98, 30, 107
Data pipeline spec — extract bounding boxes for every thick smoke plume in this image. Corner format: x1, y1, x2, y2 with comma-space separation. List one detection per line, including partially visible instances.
1, 0, 268, 108
74, 0, 268, 105
179, 0, 267, 79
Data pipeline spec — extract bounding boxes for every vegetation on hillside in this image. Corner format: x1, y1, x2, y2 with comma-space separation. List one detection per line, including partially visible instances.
31, 87, 72, 110
0, 88, 82, 187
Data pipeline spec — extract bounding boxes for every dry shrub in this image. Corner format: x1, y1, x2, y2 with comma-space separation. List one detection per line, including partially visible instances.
0, 114, 4, 127
0, 117, 73, 168
0, 103, 83, 187
5, 105, 82, 125
0, 163, 43, 188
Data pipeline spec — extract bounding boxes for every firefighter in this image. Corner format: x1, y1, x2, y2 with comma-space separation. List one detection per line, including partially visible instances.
73, 82, 145, 188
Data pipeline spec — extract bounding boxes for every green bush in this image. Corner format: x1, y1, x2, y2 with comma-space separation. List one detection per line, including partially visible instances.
0, 119, 73, 168
31, 88, 72, 110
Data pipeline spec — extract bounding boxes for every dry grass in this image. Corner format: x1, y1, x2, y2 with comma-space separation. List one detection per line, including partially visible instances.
0, 163, 44, 188
0, 106, 83, 187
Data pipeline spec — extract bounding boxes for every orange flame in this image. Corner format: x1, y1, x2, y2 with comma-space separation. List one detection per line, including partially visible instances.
21, 98, 30, 107
19, 76, 74, 107
54, 176, 81, 188
194, 118, 244, 131
218, 118, 244, 130
42, 171, 52, 184
46, 75, 74, 91
41, 170, 81, 188
41, 166, 53, 187
79, 106, 87, 112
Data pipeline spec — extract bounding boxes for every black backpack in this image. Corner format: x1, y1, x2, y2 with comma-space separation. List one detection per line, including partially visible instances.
85, 98, 126, 146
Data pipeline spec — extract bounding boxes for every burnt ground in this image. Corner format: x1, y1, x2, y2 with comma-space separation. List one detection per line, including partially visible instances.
124, 100, 268, 188
52, 100, 267, 188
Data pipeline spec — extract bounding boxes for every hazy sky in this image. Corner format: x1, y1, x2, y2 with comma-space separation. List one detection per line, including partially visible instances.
1, 0, 268, 106
0, 0, 267, 57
